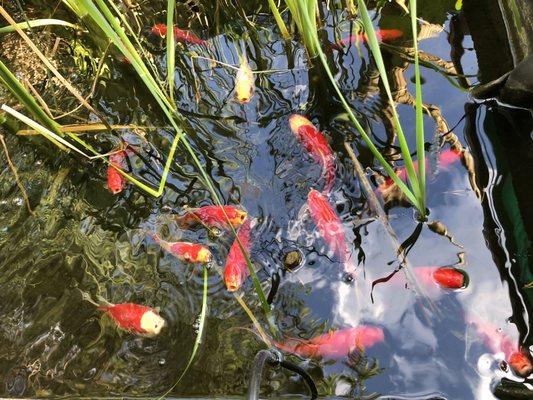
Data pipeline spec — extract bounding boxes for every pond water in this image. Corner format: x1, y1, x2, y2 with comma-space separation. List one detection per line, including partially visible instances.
0, 1, 532, 399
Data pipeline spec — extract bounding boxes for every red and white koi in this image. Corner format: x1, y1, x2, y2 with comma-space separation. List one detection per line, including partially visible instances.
467, 316, 533, 377
150, 23, 206, 46
107, 150, 127, 195
275, 326, 384, 359
176, 205, 247, 230
98, 302, 166, 337
152, 233, 212, 264
224, 218, 252, 291
307, 189, 354, 278
289, 115, 336, 193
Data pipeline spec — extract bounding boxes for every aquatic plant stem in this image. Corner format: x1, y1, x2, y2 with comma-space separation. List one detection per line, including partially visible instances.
295, 3, 420, 209
409, 0, 426, 213
0, 18, 80, 34
158, 265, 209, 399
166, 0, 176, 105
267, 0, 291, 40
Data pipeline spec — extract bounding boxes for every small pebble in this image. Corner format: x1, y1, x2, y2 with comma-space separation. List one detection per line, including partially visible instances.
283, 250, 303, 271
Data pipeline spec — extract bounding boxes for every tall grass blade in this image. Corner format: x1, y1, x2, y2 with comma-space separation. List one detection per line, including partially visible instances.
356, 0, 423, 211
0, 18, 79, 33
166, 0, 176, 105
158, 265, 209, 398
267, 0, 291, 40
409, 0, 426, 212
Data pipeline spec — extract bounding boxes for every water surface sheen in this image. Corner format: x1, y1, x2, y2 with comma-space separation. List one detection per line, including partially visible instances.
0, 1, 529, 399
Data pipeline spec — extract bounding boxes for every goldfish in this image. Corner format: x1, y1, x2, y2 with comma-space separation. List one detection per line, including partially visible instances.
307, 189, 354, 278
98, 302, 165, 337
336, 29, 404, 48
152, 233, 212, 264
224, 218, 252, 291
107, 150, 127, 195
235, 58, 254, 103
150, 23, 206, 46
289, 114, 336, 192
413, 267, 467, 289
468, 316, 533, 377
377, 149, 462, 194
275, 326, 384, 359
176, 205, 247, 230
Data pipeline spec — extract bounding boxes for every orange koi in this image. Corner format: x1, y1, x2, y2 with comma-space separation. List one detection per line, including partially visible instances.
307, 189, 354, 278
224, 218, 252, 291
413, 266, 468, 289
176, 205, 247, 230
289, 114, 336, 193
468, 316, 533, 377
150, 23, 206, 46
336, 29, 404, 48
107, 150, 127, 195
152, 233, 212, 264
377, 149, 462, 193
275, 326, 384, 359
98, 302, 165, 337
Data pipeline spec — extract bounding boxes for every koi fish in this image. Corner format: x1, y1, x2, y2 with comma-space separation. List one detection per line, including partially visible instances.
152, 233, 212, 264
150, 23, 206, 46
289, 114, 336, 193
336, 29, 404, 48
275, 326, 384, 359
98, 302, 166, 337
377, 149, 462, 194
107, 150, 127, 195
235, 58, 254, 103
413, 267, 467, 289
307, 189, 354, 278
224, 218, 252, 291
467, 316, 533, 377
176, 205, 247, 230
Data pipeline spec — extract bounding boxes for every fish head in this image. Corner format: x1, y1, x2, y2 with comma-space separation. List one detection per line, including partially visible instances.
140, 310, 166, 337
235, 62, 254, 103
229, 209, 248, 227
289, 114, 313, 135
197, 247, 212, 263
509, 351, 533, 377
151, 23, 167, 37
224, 268, 242, 292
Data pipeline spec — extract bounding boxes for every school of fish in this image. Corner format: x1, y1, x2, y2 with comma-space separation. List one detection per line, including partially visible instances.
95, 23, 533, 381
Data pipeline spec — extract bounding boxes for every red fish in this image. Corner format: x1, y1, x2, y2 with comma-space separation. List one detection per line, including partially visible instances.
412, 267, 467, 289
289, 114, 336, 193
377, 149, 462, 194
98, 302, 166, 337
152, 234, 212, 264
336, 29, 404, 48
224, 218, 252, 291
275, 326, 384, 359
307, 189, 354, 278
468, 316, 533, 377
107, 150, 127, 195
176, 205, 247, 230
150, 23, 206, 46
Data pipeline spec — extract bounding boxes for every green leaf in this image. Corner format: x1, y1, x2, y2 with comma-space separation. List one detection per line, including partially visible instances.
0, 18, 80, 34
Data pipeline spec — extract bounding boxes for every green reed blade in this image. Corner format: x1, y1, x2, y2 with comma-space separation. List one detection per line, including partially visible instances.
357, 0, 422, 209
295, 2, 419, 208
158, 264, 209, 399
0, 18, 80, 34
409, 0, 426, 212
166, 0, 176, 105
267, 0, 291, 40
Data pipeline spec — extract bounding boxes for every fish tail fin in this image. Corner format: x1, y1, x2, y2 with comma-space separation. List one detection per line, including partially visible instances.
78, 289, 100, 307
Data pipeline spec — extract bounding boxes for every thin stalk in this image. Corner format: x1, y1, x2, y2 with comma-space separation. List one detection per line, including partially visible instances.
158, 265, 209, 399
296, 4, 420, 207
267, 0, 291, 40
409, 0, 426, 213
166, 0, 176, 105
356, 0, 423, 212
